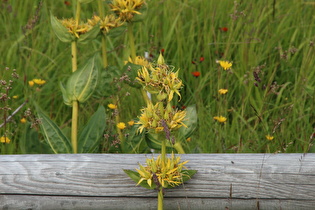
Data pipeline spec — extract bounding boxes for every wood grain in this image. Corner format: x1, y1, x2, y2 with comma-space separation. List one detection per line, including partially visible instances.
0, 153, 314, 209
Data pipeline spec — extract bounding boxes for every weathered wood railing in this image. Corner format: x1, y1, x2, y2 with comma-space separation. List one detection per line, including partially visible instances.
0, 153, 314, 209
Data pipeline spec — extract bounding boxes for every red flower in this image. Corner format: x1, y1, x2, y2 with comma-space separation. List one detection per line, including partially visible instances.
64, 1, 71, 6
191, 60, 196, 65
160, 49, 165, 55
181, 105, 186, 110
199, 57, 205, 62
220, 27, 228, 32
191, 71, 201, 78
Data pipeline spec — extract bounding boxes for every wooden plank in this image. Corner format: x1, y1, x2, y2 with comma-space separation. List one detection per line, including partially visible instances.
0, 153, 314, 209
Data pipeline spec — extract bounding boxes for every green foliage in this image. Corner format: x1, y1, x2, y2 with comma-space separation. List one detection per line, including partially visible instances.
50, 13, 73, 43
78, 105, 106, 153
36, 105, 72, 154
61, 55, 99, 105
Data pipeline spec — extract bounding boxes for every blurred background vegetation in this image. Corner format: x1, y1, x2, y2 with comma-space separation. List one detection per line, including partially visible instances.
0, 0, 314, 154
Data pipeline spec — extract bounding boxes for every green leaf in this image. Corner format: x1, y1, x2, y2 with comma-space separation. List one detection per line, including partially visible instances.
78, 23, 100, 44
145, 132, 173, 151
66, 55, 99, 103
60, 82, 72, 106
20, 122, 53, 154
95, 65, 121, 98
177, 105, 197, 140
36, 105, 72, 154
78, 105, 106, 153
123, 169, 156, 190
107, 24, 127, 37
122, 62, 142, 88
50, 13, 73, 43
123, 123, 147, 153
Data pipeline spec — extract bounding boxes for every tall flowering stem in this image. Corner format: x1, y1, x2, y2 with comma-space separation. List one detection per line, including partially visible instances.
71, 40, 79, 153
124, 53, 197, 210
97, 0, 108, 68
70, 1, 81, 154
158, 188, 164, 210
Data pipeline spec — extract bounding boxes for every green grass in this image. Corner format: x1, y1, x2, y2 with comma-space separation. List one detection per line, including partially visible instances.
0, 0, 314, 154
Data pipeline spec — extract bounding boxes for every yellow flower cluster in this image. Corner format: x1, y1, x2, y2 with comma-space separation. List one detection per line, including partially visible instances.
0, 136, 11, 144
136, 54, 183, 102
88, 14, 124, 35
126, 56, 150, 67
60, 18, 92, 38
136, 153, 189, 188
110, 0, 145, 22
137, 101, 186, 133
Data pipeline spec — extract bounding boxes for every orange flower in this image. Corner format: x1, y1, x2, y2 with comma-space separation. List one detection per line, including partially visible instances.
191, 71, 201, 78
220, 27, 228, 32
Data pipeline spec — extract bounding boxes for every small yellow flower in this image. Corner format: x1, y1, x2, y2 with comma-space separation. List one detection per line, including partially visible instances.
117, 122, 126, 130
128, 120, 135, 126
32, 79, 46, 85
0, 136, 11, 144
213, 116, 227, 124
266, 135, 274, 141
20, 118, 27, 124
186, 137, 191, 142
12, 95, 19, 99
217, 60, 232, 70
218, 89, 228, 95
108, 103, 117, 109
28, 81, 35, 87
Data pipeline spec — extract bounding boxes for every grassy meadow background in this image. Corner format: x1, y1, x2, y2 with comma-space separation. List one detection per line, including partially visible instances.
0, 0, 315, 154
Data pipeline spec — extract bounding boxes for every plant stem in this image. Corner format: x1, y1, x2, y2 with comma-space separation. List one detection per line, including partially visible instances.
158, 188, 164, 210
161, 138, 166, 164
173, 142, 185, 154
98, 0, 108, 68
101, 35, 108, 67
127, 22, 136, 61
71, 41, 78, 153
97, 0, 105, 18
71, 41, 78, 72
72, 100, 79, 153
75, 1, 81, 26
